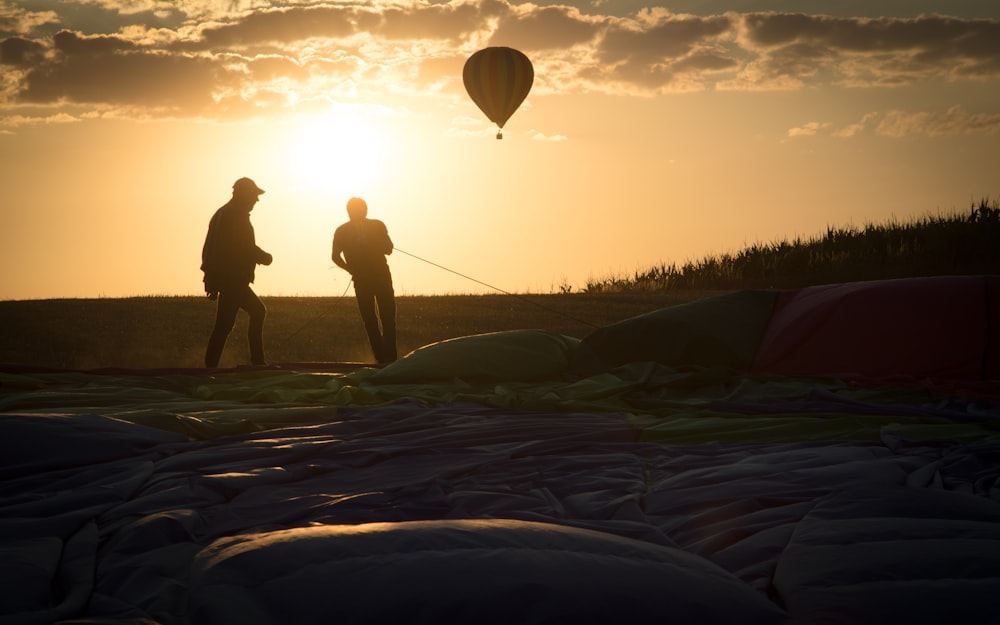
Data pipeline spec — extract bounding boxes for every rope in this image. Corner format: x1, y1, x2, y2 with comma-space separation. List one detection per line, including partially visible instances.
282, 275, 353, 345
394, 247, 600, 329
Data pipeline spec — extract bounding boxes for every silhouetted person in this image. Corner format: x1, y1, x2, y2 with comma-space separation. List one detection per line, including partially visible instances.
201, 177, 272, 368
332, 197, 397, 363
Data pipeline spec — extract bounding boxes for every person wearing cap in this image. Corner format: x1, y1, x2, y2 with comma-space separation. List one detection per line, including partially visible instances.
331, 197, 397, 364
200, 177, 273, 367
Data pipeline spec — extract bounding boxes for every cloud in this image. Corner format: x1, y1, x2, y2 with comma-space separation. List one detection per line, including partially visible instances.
1, 36, 46, 66
17, 30, 225, 112
875, 105, 1000, 137
0, 111, 79, 127
832, 112, 878, 138
1, 2, 998, 120
527, 128, 569, 141
741, 13, 1000, 87
193, 6, 367, 50
0, 4, 58, 37
788, 106, 1000, 138
599, 13, 733, 65
787, 121, 830, 137
381, 1, 497, 42
490, 4, 603, 51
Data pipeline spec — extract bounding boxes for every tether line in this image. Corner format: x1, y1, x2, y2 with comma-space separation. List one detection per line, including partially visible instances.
282, 276, 353, 345
394, 247, 600, 329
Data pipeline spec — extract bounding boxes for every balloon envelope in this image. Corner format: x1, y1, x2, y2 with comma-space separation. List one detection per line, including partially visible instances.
463, 47, 534, 135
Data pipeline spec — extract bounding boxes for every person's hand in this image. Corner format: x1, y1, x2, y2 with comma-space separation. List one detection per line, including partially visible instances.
207, 291, 218, 301
260, 252, 273, 266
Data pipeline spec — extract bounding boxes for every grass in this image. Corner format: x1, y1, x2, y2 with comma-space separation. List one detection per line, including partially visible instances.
584, 197, 1000, 292
0, 291, 724, 370
3, 198, 996, 370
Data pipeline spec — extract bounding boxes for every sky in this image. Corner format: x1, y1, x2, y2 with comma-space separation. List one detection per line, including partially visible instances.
1, 0, 998, 300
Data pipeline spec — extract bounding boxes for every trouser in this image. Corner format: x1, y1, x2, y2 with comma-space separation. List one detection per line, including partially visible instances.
205, 284, 266, 367
354, 273, 397, 363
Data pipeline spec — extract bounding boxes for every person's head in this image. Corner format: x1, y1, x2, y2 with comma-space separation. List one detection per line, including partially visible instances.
346, 197, 368, 220
232, 177, 265, 206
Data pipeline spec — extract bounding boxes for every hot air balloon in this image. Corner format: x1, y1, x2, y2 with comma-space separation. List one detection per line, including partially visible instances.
462, 47, 534, 140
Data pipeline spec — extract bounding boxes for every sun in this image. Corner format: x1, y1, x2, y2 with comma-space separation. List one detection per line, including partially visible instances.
281, 108, 393, 195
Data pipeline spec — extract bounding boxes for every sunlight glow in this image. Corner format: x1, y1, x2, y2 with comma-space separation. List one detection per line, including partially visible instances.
281, 109, 393, 194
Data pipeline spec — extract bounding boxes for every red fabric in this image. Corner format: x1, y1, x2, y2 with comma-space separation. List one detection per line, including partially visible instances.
986, 276, 1000, 380
751, 276, 992, 381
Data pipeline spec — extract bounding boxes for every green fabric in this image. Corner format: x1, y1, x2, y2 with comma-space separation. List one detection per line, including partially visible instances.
575, 290, 779, 373
5, 361, 997, 444
371, 329, 581, 383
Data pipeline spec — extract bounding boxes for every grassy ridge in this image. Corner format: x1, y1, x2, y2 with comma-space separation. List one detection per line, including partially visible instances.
585, 198, 1000, 292
0, 292, 722, 370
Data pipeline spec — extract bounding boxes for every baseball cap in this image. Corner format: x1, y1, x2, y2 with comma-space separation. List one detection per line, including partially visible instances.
233, 177, 265, 195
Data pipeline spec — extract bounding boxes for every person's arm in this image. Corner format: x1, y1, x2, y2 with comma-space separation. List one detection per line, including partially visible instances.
201, 219, 219, 298
378, 221, 393, 256
331, 229, 351, 273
